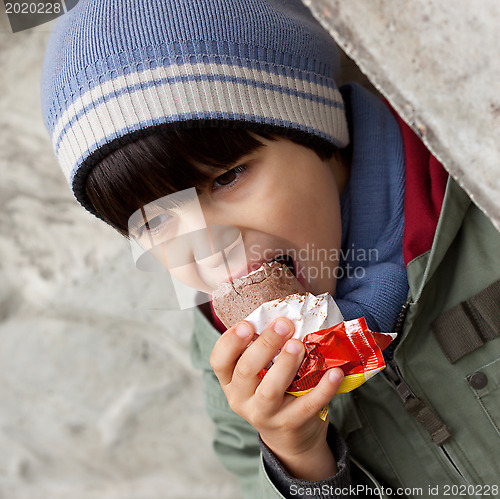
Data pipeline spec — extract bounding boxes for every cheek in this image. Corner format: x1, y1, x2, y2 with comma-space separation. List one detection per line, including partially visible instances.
286, 178, 341, 241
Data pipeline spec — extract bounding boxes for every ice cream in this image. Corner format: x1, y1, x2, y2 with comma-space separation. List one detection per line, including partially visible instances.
211, 261, 395, 419
212, 261, 305, 329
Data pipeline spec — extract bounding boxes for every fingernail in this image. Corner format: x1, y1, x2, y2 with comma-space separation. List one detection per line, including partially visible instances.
285, 340, 302, 355
235, 322, 252, 338
329, 369, 344, 383
274, 318, 291, 336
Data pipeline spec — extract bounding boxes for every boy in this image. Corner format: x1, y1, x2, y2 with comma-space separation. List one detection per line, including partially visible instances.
44, 1, 500, 498
41, 0, 409, 497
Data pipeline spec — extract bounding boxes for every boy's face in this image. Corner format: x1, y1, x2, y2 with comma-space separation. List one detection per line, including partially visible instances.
133, 136, 347, 297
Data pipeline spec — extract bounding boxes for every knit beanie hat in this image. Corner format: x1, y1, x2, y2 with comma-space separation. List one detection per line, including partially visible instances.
41, 0, 349, 215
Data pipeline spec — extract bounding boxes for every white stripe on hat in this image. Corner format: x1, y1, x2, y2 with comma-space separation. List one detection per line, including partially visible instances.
51, 60, 341, 150
53, 62, 348, 183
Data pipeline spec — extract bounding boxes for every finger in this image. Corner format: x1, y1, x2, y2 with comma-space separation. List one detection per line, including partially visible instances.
254, 338, 305, 414
284, 368, 344, 424
209, 321, 255, 386
231, 318, 294, 393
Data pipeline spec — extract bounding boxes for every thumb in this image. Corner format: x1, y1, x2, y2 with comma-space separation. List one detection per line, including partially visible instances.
295, 368, 344, 421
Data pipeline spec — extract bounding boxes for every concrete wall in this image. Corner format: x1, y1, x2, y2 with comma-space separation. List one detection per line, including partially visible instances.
304, 0, 500, 231
0, 14, 239, 499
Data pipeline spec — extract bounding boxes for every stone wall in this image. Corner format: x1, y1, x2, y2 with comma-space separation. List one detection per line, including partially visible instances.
305, 0, 500, 231
0, 15, 239, 499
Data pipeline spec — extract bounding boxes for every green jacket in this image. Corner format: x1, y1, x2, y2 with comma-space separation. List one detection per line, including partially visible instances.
190, 177, 500, 499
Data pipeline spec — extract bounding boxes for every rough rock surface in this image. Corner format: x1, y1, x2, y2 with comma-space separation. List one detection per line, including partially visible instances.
304, 0, 500, 231
0, 16, 239, 499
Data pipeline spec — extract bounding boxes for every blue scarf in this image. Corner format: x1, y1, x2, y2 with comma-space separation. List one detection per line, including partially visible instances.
335, 84, 409, 334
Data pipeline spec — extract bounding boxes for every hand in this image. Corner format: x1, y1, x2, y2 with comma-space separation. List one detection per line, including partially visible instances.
210, 317, 344, 480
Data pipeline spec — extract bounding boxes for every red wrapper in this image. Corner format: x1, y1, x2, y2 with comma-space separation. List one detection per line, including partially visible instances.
258, 317, 393, 394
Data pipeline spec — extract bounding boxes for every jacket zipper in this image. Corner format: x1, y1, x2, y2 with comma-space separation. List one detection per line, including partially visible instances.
383, 360, 416, 406
440, 446, 467, 482
384, 302, 465, 482
383, 359, 465, 479
384, 301, 409, 362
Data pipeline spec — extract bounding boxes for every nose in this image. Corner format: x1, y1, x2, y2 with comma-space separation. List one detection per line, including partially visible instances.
171, 197, 242, 268
191, 198, 246, 269
133, 222, 246, 279
129, 189, 247, 283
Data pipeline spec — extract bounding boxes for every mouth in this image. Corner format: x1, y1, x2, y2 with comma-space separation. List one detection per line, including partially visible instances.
270, 254, 296, 277
224, 254, 298, 287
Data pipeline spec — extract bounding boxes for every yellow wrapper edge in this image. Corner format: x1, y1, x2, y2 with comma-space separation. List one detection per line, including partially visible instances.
286, 365, 386, 421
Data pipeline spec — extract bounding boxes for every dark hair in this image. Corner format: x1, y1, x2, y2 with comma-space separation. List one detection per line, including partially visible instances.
85, 127, 331, 236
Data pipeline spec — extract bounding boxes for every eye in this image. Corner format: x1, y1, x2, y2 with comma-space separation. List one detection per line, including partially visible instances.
138, 213, 171, 237
213, 164, 247, 189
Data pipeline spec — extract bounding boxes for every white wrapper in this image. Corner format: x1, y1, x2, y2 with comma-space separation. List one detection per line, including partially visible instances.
244, 292, 344, 341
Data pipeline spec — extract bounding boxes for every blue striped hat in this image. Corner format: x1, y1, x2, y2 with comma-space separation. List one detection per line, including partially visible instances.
41, 0, 349, 214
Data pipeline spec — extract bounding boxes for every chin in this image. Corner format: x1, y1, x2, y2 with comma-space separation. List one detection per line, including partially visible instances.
308, 278, 337, 297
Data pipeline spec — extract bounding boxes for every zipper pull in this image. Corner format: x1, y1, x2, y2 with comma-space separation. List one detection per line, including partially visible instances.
383, 359, 452, 445
384, 360, 415, 403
